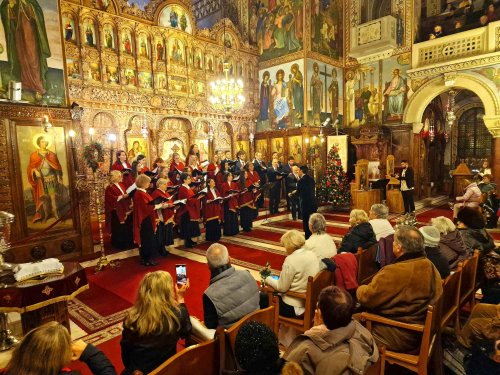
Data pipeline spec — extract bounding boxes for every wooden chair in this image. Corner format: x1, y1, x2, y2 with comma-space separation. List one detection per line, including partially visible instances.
365, 345, 386, 375
360, 293, 443, 375
356, 244, 380, 285
272, 270, 333, 334
221, 306, 275, 374
149, 327, 223, 375
440, 269, 462, 331
455, 250, 480, 334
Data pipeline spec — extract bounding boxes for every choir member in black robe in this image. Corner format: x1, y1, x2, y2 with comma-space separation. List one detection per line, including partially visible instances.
104, 170, 133, 250
221, 172, 240, 236
203, 178, 223, 242
151, 178, 175, 255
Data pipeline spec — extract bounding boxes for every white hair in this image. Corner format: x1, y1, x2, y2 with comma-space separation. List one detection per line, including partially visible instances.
206, 243, 229, 268
309, 213, 326, 234
431, 216, 456, 235
370, 204, 389, 219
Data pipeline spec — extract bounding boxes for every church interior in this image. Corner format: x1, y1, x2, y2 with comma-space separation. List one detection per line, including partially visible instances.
0, 0, 499, 373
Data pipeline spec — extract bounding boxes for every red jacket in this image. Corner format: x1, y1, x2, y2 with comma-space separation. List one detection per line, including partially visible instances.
333, 253, 359, 291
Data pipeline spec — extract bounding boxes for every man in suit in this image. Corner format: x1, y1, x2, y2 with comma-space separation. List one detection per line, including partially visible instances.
253, 152, 267, 209
267, 159, 283, 214
268, 152, 282, 168
397, 160, 415, 214
283, 157, 295, 211
286, 165, 301, 220
234, 151, 247, 174
295, 165, 317, 238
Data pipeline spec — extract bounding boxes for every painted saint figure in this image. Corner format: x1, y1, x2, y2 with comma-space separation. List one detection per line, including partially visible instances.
290, 63, 304, 120
384, 68, 407, 119
156, 41, 164, 61
65, 22, 73, 41
1, 0, 51, 97
27, 135, 63, 222
259, 71, 271, 121
328, 68, 339, 121
271, 69, 289, 129
105, 29, 113, 49
310, 62, 323, 125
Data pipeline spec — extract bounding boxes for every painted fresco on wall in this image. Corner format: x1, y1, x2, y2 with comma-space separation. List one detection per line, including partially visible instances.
104, 65, 119, 85
306, 59, 343, 126
169, 39, 185, 65
123, 69, 136, 87
257, 59, 304, 132
382, 54, 411, 123
271, 137, 284, 160
311, 0, 343, 59
415, 1, 500, 42
474, 64, 500, 89
155, 38, 165, 61
236, 140, 250, 156
138, 71, 152, 89
0, 0, 66, 105
103, 25, 115, 50
254, 0, 303, 61
122, 30, 134, 55
156, 73, 167, 90
138, 36, 149, 58
87, 62, 101, 82
158, 5, 193, 34
17, 125, 72, 231
66, 59, 81, 79
83, 20, 96, 47
63, 14, 76, 42
169, 75, 187, 93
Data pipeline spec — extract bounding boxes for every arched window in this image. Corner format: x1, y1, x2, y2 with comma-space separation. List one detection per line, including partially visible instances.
457, 107, 492, 159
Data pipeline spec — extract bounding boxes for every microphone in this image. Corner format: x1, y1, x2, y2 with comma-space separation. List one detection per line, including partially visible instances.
333, 119, 339, 127
321, 118, 331, 127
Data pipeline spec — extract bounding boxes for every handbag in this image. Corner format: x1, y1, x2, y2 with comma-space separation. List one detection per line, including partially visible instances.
483, 249, 500, 281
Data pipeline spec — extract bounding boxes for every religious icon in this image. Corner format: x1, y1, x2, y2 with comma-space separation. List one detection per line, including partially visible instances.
122, 31, 133, 54
206, 54, 214, 72
310, 62, 323, 125
288, 136, 303, 163
84, 21, 95, 47
104, 65, 119, 85
272, 69, 289, 129
289, 63, 304, 120
63, 16, 75, 42
88, 62, 101, 82
156, 73, 167, 90
123, 69, 136, 87
138, 71, 152, 89
156, 39, 164, 61
170, 39, 184, 64
328, 68, 339, 121
170, 10, 179, 27
223, 33, 232, 48
66, 59, 81, 79
139, 37, 148, 58
127, 138, 146, 161
104, 26, 114, 49
195, 49, 203, 69
384, 68, 407, 121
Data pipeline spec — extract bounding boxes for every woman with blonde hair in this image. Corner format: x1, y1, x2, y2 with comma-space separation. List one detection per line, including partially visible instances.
431, 216, 468, 269
104, 170, 133, 250
264, 230, 320, 318
120, 271, 191, 375
338, 209, 377, 253
3, 321, 115, 375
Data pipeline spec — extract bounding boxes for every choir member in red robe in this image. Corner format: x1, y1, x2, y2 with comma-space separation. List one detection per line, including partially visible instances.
133, 174, 168, 266
207, 154, 221, 180
151, 178, 175, 255
151, 166, 170, 191
246, 163, 261, 219
187, 155, 202, 175
203, 178, 223, 242
132, 155, 149, 178
169, 153, 185, 185
221, 172, 240, 236
104, 170, 133, 249
111, 150, 134, 188
176, 173, 203, 248
239, 169, 256, 232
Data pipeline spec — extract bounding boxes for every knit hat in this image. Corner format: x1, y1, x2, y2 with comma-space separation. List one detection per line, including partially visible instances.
419, 226, 441, 247
456, 206, 485, 229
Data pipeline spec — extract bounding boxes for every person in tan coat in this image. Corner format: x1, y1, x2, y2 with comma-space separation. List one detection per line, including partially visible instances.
357, 225, 443, 352
284, 286, 379, 375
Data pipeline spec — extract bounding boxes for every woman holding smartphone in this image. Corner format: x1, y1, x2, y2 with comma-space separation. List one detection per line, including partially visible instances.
203, 178, 223, 242
221, 172, 240, 236
121, 271, 191, 375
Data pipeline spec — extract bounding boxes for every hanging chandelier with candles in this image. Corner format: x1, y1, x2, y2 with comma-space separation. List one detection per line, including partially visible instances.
208, 18, 245, 116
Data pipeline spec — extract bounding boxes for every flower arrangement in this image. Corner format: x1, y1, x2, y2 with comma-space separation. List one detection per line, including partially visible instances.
83, 142, 104, 172
259, 261, 272, 286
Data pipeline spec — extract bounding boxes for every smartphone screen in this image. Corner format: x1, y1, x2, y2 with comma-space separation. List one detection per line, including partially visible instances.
271, 275, 279, 280
175, 264, 187, 285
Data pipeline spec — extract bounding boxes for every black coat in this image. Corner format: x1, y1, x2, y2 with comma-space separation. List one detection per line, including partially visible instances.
296, 174, 316, 214
424, 246, 451, 279
338, 222, 377, 253
399, 167, 414, 189
120, 304, 192, 375
282, 163, 294, 175
286, 173, 298, 192
253, 159, 268, 184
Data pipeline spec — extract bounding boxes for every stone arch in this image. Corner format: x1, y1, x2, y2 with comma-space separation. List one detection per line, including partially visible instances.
404, 72, 500, 136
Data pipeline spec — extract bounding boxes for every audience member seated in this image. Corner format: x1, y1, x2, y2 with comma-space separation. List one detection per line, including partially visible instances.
457, 207, 496, 255
120, 271, 191, 375
368, 203, 395, 241
419, 226, 451, 279
234, 321, 303, 375
264, 230, 320, 318
357, 225, 443, 352
453, 179, 482, 218
201, 243, 259, 329
284, 286, 379, 375
338, 209, 377, 254
478, 174, 497, 194
1, 321, 116, 375
304, 213, 337, 265
431, 216, 468, 269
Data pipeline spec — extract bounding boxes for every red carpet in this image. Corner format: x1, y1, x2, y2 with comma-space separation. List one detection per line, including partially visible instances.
188, 240, 286, 272
266, 220, 349, 236
239, 228, 285, 243
321, 213, 350, 222
413, 205, 453, 223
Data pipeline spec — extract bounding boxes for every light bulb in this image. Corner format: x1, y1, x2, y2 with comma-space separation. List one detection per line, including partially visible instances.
68, 129, 76, 138
89, 127, 95, 135
108, 133, 117, 142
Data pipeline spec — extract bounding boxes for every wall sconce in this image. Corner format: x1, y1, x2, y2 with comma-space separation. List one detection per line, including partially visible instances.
305, 137, 310, 144
89, 127, 95, 142
68, 129, 76, 138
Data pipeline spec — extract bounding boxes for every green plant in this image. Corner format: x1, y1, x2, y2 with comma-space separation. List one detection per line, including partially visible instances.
83, 142, 104, 172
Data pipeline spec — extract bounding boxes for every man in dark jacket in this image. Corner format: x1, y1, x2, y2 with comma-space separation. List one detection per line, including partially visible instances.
253, 151, 267, 209
296, 165, 317, 239
202, 243, 260, 329
397, 160, 415, 214
286, 165, 301, 220
267, 159, 284, 214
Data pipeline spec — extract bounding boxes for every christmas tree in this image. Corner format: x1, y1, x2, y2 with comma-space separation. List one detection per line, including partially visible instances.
318, 146, 351, 206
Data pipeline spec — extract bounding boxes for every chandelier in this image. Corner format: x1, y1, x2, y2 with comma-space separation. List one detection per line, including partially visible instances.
208, 17, 245, 116
209, 62, 245, 116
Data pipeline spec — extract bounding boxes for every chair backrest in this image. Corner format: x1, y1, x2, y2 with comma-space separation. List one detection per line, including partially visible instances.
304, 270, 334, 330
458, 250, 480, 307
222, 306, 275, 373
357, 243, 380, 285
440, 269, 462, 329
150, 328, 222, 375
418, 293, 443, 372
